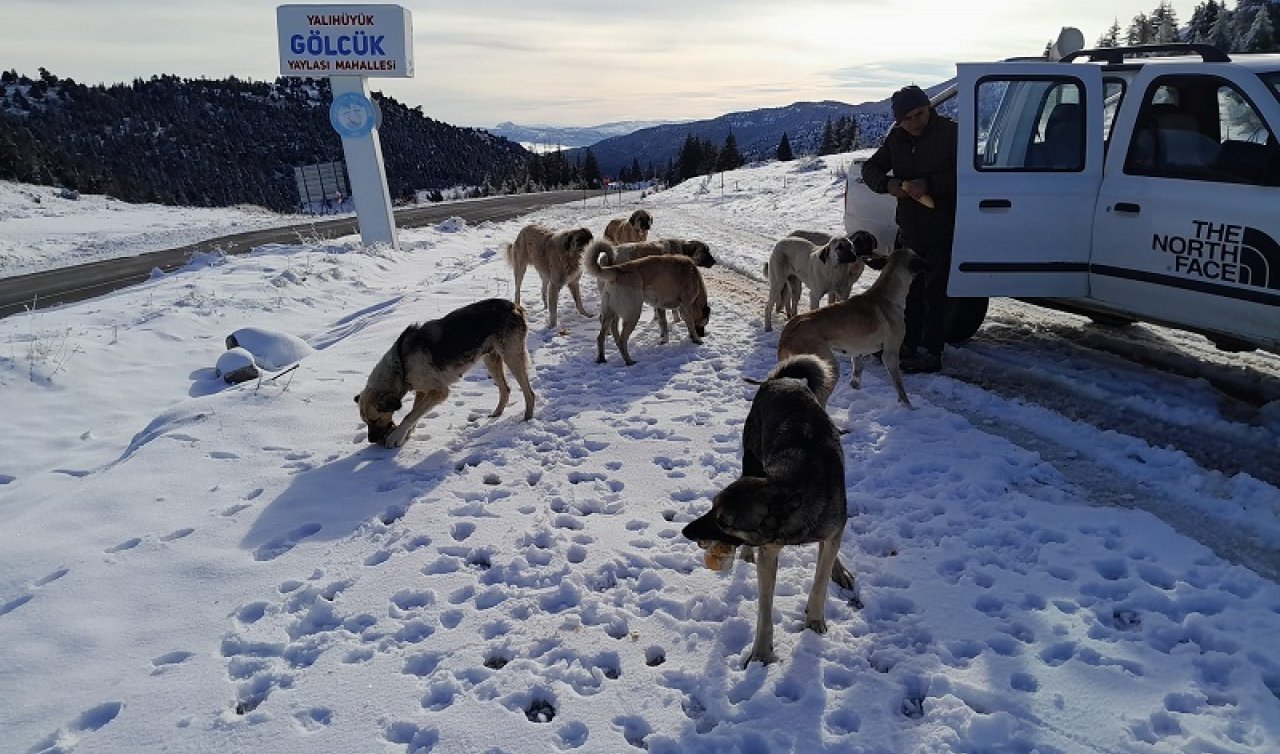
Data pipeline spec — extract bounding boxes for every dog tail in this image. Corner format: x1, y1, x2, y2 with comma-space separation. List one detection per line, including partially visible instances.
768, 354, 833, 398
582, 238, 617, 279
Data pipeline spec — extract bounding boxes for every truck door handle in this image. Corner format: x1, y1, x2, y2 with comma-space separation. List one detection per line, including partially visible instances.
978, 199, 1012, 209
1114, 202, 1141, 214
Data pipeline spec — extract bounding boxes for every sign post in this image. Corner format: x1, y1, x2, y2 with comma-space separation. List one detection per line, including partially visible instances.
277, 4, 414, 249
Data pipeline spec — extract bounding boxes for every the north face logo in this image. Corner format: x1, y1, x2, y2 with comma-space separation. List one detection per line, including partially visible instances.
1152, 221, 1280, 289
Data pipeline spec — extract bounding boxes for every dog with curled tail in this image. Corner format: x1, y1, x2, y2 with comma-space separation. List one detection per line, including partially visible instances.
582, 239, 710, 366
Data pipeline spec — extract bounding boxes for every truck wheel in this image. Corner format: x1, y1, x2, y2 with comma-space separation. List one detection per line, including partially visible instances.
946, 297, 989, 344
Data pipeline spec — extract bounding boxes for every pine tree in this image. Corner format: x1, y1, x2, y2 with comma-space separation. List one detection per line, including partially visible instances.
1186, 1, 1222, 43
698, 137, 719, 176
1240, 3, 1276, 51
1126, 13, 1153, 44
1207, 9, 1236, 51
1097, 18, 1122, 47
583, 149, 601, 189
776, 132, 794, 162
1149, 2, 1180, 43
818, 119, 838, 155
677, 133, 702, 181
716, 131, 744, 172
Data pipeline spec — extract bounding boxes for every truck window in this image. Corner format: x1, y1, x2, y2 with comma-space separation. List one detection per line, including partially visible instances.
1103, 79, 1125, 149
1125, 74, 1280, 186
975, 77, 1084, 171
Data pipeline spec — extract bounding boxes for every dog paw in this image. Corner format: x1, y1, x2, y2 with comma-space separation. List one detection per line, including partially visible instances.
804, 616, 829, 635
384, 428, 410, 448
743, 648, 776, 667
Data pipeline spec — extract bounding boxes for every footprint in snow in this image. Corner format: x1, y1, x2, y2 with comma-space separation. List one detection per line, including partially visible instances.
253, 522, 322, 561
104, 537, 143, 554
27, 701, 124, 753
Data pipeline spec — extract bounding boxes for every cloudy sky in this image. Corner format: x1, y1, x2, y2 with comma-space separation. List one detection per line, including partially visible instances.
6, 0, 1196, 128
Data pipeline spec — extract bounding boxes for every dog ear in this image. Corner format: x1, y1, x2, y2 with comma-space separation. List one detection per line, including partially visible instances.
376, 394, 402, 412
819, 244, 830, 263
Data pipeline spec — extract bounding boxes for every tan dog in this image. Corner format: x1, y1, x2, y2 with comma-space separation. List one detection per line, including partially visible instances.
505, 224, 594, 328
682, 355, 855, 666
776, 248, 929, 407
762, 233, 870, 332
603, 209, 653, 244
614, 238, 716, 268
355, 299, 535, 448
582, 239, 711, 366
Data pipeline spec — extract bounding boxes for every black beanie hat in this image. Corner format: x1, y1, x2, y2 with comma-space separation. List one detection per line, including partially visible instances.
891, 85, 930, 121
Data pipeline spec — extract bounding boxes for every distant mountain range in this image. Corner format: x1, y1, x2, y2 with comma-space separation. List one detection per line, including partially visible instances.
559, 89, 953, 177
489, 120, 684, 149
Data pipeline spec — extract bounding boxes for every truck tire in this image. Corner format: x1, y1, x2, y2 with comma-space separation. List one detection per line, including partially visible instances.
946, 297, 989, 344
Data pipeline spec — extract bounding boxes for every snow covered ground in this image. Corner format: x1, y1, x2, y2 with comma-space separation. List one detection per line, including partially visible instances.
0, 180, 324, 278
1, 158, 1279, 754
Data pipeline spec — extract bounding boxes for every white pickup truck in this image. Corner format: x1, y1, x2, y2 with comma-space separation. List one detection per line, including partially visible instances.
845, 35, 1280, 353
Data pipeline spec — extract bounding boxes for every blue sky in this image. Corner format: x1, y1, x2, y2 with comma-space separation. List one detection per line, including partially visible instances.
5, 1, 1197, 127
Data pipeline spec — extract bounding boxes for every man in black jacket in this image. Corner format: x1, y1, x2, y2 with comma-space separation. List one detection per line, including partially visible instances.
860, 85, 957, 373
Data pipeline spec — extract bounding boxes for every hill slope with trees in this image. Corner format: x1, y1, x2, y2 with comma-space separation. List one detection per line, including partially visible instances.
0, 70, 532, 212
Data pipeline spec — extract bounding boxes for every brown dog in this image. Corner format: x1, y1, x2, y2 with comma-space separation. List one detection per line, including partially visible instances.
582, 239, 710, 366
505, 224, 594, 328
763, 234, 870, 332
614, 238, 716, 268
603, 209, 653, 244
776, 248, 928, 407
354, 299, 535, 448
682, 355, 854, 666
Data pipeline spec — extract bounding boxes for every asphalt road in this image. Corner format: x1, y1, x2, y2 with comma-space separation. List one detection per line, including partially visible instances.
0, 189, 594, 319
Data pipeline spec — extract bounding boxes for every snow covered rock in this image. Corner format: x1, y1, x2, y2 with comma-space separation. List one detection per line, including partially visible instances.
216, 347, 259, 384
224, 327, 315, 371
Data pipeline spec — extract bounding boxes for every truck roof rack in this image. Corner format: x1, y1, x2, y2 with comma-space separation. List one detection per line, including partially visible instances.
1060, 43, 1231, 64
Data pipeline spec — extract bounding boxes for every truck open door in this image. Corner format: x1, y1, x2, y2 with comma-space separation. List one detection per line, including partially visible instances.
950, 62, 1105, 297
